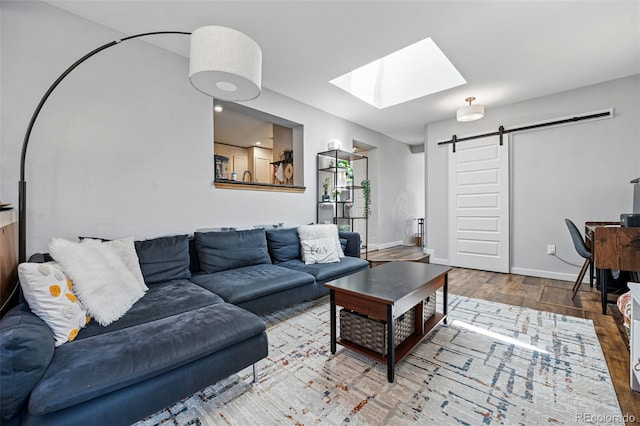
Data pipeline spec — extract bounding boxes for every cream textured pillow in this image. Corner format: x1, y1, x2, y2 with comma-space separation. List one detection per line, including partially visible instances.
102, 237, 147, 291
297, 224, 345, 263
18, 262, 89, 346
49, 238, 147, 326
300, 237, 341, 265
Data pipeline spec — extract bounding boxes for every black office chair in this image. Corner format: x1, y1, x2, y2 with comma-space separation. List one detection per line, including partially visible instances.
565, 218, 593, 300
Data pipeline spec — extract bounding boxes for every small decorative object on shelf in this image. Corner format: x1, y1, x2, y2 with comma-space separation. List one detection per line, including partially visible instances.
321, 178, 331, 201
328, 138, 342, 151
344, 199, 352, 217
280, 149, 293, 162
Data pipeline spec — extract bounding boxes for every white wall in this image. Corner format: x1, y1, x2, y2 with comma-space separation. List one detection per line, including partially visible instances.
0, 1, 424, 256
425, 75, 640, 281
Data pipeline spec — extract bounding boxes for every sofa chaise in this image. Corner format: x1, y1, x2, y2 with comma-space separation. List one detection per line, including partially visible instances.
1, 226, 368, 426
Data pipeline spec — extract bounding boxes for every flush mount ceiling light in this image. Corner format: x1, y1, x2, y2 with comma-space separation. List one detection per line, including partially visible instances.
330, 37, 466, 109
457, 97, 484, 122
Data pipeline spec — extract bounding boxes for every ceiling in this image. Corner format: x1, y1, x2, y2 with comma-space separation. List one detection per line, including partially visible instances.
45, 1, 640, 145
214, 108, 274, 149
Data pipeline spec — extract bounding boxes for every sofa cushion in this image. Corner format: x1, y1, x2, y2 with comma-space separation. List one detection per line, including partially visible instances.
190, 264, 315, 304
195, 229, 272, 273
28, 303, 266, 415
0, 305, 55, 422
135, 235, 191, 284
278, 256, 369, 283
338, 231, 362, 258
76, 279, 224, 340
266, 228, 301, 263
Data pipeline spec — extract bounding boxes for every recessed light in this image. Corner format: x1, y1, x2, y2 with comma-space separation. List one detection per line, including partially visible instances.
214, 105, 223, 112
255, 141, 262, 145
330, 37, 466, 109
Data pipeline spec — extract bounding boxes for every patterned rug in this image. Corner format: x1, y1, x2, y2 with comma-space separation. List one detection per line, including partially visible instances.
135, 294, 624, 425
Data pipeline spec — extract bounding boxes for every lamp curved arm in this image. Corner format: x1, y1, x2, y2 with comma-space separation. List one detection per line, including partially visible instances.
18, 31, 190, 263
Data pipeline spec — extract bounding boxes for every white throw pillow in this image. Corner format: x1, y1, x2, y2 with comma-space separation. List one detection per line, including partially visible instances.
297, 224, 345, 263
102, 237, 147, 291
18, 262, 89, 346
49, 238, 147, 326
300, 237, 341, 265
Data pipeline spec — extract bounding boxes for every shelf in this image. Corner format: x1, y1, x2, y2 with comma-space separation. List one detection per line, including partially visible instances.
317, 201, 353, 204
318, 149, 367, 161
215, 180, 305, 193
318, 167, 349, 173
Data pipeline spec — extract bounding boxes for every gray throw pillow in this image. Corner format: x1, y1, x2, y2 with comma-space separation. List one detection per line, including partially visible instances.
134, 235, 191, 284
195, 229, 272, 273
266, 228, 301, 263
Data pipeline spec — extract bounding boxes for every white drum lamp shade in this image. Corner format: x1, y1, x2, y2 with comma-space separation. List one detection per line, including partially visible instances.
456, 97, 484, 122
189, 26, 262, 101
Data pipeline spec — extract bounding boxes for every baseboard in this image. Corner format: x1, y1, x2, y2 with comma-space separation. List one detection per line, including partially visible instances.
510, 267, 576, 283
366, 243, 380, 252
376, 240, 403, 250
430, 257, 450, 265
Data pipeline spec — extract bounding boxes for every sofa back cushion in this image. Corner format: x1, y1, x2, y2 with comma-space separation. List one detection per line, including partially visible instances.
134, 235, 191, 284
266, 228, 301, 264
195, 229, 272, 273
0, 305, 55, 423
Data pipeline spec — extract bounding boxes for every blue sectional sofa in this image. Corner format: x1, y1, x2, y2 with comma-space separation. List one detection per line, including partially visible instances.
0, 227, 368, 426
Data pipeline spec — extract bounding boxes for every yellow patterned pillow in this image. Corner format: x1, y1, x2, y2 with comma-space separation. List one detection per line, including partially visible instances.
18, 262, 89, 346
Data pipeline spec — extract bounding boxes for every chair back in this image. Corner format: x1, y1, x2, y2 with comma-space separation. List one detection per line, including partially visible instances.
565, 218, 591, 259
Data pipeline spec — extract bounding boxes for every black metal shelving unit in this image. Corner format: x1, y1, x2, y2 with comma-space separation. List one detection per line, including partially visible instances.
316, 149, 368, 259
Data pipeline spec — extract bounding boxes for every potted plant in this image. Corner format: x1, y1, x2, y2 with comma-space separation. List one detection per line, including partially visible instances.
361, 179, 371, 218
321, 178, 331, 202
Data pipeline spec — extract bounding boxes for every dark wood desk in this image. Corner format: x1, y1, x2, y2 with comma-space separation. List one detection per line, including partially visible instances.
325, 262, 450, 382
585, 222, 640, 314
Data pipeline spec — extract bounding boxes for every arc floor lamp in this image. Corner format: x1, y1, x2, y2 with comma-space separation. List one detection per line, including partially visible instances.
17, 26, 262, 263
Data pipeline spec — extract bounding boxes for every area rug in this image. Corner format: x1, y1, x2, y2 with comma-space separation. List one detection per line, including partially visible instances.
135, 295, 624, 425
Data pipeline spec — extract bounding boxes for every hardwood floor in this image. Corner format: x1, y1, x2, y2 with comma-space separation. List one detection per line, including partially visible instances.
366, 246, 639, 423
447, 266, 639, 423
366, 245, 429, 267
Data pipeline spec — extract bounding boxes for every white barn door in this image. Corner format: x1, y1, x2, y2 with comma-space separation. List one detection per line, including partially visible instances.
448, 136, 509, 273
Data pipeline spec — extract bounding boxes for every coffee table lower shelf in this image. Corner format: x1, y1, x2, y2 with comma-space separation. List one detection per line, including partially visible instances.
337, 312, 445, 366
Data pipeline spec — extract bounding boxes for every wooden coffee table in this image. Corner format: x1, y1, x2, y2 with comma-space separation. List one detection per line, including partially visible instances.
325, 261, 451, 382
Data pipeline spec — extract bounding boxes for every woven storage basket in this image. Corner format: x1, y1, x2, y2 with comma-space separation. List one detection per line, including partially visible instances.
339, 308, 415, 356
423, 292, 436, 321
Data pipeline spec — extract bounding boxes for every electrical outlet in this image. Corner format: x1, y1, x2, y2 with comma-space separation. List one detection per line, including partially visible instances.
546, 244, 556, 255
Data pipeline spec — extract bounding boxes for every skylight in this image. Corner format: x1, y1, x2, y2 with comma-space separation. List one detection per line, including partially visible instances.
330, 37, 466, 109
